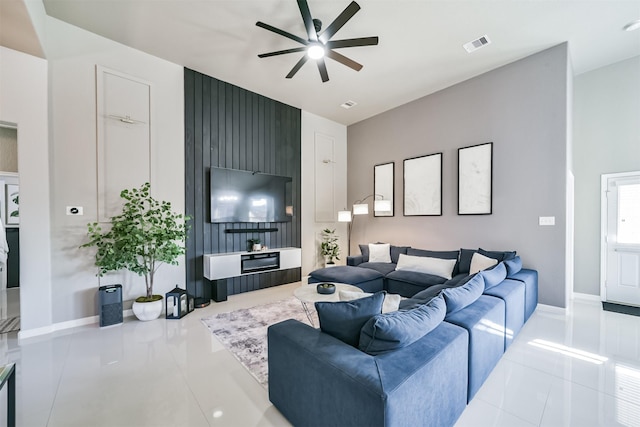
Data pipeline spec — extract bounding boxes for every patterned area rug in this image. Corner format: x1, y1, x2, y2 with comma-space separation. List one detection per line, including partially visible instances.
201, 297, 315, 388
0, 316, 20, 334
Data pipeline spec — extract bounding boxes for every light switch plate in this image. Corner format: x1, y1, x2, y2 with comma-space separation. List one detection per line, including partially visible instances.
539, 216, 555, 226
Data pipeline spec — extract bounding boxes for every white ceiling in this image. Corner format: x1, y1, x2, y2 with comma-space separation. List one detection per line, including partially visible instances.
14, 1, 640, 124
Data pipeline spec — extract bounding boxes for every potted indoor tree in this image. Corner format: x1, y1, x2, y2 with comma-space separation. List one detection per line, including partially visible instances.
320, 228, 340, 267
81, 182, 189, 321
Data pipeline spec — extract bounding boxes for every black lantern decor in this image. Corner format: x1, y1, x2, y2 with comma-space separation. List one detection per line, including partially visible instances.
166, 286, 188, 319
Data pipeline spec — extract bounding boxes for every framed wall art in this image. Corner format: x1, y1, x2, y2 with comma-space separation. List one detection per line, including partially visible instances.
374, 162, 394, 217
404, 153, 442, 216
458, 142, 493, 215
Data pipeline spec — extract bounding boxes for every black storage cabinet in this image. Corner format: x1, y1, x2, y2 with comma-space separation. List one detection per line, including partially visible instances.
98, 284, 123, 327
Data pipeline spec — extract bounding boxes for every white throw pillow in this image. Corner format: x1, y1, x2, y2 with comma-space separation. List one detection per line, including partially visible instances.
395, 254, 456, 280
469, 252, 498, 274
339, 290, 401, 313
368, 243, 391, 263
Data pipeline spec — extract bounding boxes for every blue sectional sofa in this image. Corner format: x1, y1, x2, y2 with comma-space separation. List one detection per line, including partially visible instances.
268, 246, 538, 426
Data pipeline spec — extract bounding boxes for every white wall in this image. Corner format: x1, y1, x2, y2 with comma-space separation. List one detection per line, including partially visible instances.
301, 111, 347, 277
0, 46, 52, 332
43, 17, 185, 324
573, 55, 640, 296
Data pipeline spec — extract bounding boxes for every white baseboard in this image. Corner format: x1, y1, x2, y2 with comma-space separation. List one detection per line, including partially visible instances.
572, 292, 601, 302
536, 303, 566, 314
18, 309, 135, 340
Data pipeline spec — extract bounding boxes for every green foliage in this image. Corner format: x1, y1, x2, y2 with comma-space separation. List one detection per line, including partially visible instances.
320, 228, 340, 264
81, 182, 189, 300
9, 193, 18, 218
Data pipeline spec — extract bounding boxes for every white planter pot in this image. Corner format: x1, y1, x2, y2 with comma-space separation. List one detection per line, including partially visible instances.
132, 298, 163, 321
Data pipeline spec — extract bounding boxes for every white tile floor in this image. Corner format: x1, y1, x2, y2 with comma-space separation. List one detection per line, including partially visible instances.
1, 283, 640, 427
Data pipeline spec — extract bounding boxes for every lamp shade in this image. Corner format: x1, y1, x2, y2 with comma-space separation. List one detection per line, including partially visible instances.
337, 210, 352, 222
374, 199, 392, 213
353, 203, 369, 215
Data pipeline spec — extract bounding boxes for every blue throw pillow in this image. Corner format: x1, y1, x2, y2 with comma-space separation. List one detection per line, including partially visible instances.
390, 245, 410, 263
458, 248, 477, 274
478, 248, 516, 262
480, 262, 507, 290
359, 244, 370, 262
504, 256, 523, 277
442, 273, 485, 314
359, 295, 446, 355
315, 291, 385, 347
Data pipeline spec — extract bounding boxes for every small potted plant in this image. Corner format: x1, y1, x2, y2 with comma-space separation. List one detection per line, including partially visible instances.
81, 182, 189, 321
320, 228, 340, 267
248, 238, 261, 252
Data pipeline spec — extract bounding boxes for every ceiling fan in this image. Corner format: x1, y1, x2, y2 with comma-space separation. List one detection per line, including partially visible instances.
256, 0, 379, 82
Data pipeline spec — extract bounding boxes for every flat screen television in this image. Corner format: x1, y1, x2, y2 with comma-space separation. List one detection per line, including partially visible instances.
210, 167, 293, 223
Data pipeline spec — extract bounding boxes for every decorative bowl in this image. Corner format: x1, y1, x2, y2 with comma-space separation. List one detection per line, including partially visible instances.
316, 283, 336, 295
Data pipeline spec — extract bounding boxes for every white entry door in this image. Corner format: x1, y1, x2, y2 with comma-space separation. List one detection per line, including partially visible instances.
601, 172, 640, 306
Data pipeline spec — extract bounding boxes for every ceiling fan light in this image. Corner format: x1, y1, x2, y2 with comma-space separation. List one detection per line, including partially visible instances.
307, 44, 325, 59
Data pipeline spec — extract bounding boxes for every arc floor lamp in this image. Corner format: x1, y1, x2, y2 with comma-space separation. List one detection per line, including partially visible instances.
338, 194, 392, 256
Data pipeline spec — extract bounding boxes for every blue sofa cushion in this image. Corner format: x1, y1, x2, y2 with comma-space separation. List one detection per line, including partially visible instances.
391, 245, 410, 263
504, 256, 523, 277
406, 248, 459, 260
478, 248, 516, 262
458, 248, 477, 274
359, 295, 446, 355
358, 262, 398, 276
442, 273, 485, 314
386, 269, 448, 288
309, 265, 384, 283
398, 285, 447, 310
444, 273, 472, 287
315, 291, 385, 347
480, 262, 507, 290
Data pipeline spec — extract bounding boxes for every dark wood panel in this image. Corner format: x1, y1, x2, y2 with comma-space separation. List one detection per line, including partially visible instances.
184, 68, 301, 302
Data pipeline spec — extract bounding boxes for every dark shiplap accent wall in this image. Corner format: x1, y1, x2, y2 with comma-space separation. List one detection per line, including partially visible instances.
184, 68, 301, 302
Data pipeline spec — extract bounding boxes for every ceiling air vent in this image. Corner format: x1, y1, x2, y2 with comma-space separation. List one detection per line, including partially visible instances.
340, 100, 358, 109
463, 35, 491, 53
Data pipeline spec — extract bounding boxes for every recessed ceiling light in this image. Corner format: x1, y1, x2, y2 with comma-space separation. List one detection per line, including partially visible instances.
623, 19, 640, 31
340, 100, 357, 109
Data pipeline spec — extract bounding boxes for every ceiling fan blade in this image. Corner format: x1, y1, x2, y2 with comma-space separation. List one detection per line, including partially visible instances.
317, 58, 329, 82
318, 1, 360, 44
326, 36, 379, 49
286, 55, 310, 79
258, 47, 308, 58
256, 21, 308, 45
297, 0, 318, 42
326, 50, 363, 71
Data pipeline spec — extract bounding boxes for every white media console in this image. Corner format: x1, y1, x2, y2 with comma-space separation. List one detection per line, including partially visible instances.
203, 247, 302, 281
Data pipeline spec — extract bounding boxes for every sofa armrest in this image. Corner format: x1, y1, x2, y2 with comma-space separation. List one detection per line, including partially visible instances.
347, 255, 363, 266
268, 319, 468, 427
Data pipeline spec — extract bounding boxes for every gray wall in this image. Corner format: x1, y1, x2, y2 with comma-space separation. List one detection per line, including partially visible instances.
347, 44, 571, 308
573, 55, 640, 295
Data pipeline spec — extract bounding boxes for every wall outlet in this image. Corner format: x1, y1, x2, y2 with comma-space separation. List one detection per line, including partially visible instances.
66, 206, 84, 215
539, 216, 555, 226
